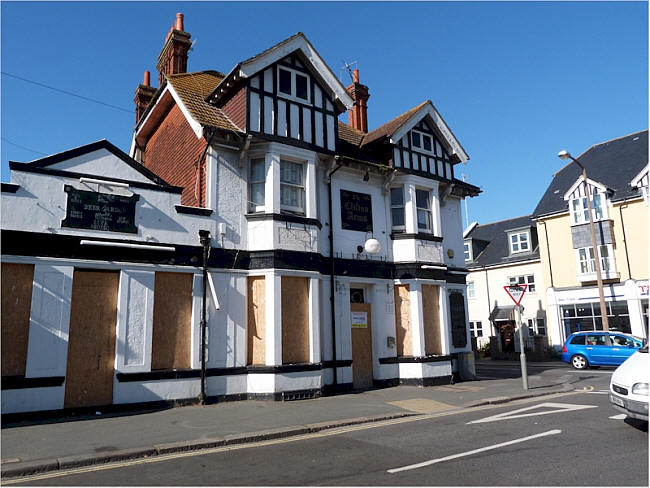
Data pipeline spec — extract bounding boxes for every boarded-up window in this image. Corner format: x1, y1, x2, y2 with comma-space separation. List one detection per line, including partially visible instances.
394, 284, 412, 356
247, 276, 266, 366
151, 272, 193, 370
422, 285, 442, 355
281, 276, 309, 364
1, 263, 34, 376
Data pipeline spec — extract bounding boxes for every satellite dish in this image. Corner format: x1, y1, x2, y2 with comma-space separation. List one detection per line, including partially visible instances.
364, 238, 381, 254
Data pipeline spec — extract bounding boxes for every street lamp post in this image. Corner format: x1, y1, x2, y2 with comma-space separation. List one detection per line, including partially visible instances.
557, 150, 610, 331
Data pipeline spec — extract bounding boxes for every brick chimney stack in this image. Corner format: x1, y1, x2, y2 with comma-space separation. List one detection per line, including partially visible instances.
346, 69, 370, 132
156, 12, 191, 86
134, 70, 157, 125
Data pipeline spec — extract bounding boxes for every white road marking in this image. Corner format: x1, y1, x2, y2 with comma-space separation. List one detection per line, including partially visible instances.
387, 429, 562, 474
584, 391, 609, 395
609, 414, 627, 420
466, 402, 598, 424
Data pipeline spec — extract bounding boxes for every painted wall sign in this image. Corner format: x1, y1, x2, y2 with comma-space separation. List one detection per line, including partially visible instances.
61, 185, 139, 234
340, 190, 373, 232
351, 311, 368, 328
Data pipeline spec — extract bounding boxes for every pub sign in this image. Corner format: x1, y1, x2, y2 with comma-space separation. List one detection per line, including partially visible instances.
340, 189, 373, 232
62, 185, 139, 234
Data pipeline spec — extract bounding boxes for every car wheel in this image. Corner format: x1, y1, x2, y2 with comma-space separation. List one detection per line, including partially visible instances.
571, 354, 588, 369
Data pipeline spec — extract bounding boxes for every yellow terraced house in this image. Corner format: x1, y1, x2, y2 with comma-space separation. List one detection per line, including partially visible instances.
533, 130, 649, 347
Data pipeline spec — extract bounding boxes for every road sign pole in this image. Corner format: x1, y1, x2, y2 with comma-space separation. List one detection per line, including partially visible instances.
516, 305, 529, 390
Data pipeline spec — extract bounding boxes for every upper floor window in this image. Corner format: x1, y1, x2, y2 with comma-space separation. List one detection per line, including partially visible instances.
509, 231, 530, 254
280, 159, 305, 215
415, 188, 433, 233
278, 67, 310, 103
249, 158, 266, 213
390, 187, 405, 231
577, 245, 611, 274
464, 241, 472, 261
467, 281, 475, 299
411, 130, 434, 154
571, 192, 603, 225
508, 274, 535, 293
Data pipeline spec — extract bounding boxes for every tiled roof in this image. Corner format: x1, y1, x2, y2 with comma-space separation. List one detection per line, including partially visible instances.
362, 101, 428, 146
465, 215, 539, 269
533, 130, 648, 217
338, 121, 366, 146
166, 71, 243, 133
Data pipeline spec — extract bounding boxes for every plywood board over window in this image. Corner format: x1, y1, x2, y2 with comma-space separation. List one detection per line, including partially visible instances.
247, 276, 266, 366
65, 270, 118, 408
281, 276, 309, 364
151, 272, 193, 370
394, 285, 412, 356
422, 285, 442, 355
1, 263, 35, 376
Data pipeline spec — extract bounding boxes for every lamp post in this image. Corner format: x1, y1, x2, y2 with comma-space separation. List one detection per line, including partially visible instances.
557, 150, 609, 331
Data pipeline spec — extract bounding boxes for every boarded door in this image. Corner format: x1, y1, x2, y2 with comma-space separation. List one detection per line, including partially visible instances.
394, 285, 412, 356
351, 303, 373, 389
281, 276, 310, 364
65, 270, 118, 408
422, 285, 442, 355
151, 272, 193, 370
1, 263, 35, 376
247, 276, 266, 365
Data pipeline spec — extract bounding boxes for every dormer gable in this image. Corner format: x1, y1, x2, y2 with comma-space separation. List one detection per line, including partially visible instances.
563, 176, 611, 224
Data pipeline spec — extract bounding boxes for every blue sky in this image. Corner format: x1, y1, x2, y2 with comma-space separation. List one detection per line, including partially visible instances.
1, 1, 647, 226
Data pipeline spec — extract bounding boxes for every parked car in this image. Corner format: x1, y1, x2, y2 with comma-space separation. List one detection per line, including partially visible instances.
561, 331, 644, 369
609, 345, 649, 421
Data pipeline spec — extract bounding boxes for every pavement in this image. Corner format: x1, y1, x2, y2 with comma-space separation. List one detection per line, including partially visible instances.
1, 360, 578, 479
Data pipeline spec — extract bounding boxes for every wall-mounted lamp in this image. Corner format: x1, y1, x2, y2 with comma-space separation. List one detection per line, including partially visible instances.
363, 170, 370, 182
364, 237, 381, 254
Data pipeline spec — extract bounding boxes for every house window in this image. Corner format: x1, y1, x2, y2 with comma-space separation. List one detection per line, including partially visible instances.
470, 321, 483, 338
415, 189, 432, 232
390, 187, 405, 231
464, 242, 472, 261
509, 231, 530, 253
570, 192, 603, 224
277, 67, 310, 103
249, 158, 266, 212
577, 245, 611, 274
536, 318, 546, 336
280, 159, 305, 214
508, 275, 535, 293
411, 130, 434, 155
467, 281, 475, 299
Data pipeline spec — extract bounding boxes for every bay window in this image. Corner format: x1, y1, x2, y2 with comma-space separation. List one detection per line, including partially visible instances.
280, 159, 305, 214
571, 192, 603, 225
577, 245, 611, 274
390, 187, 405, 231
249, 158, 266, 213
415, 188, 432, 232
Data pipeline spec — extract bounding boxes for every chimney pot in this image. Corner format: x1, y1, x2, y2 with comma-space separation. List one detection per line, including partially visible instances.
346, 69, 370, 133
143, 70, 150, 86
175, 13, 184, 31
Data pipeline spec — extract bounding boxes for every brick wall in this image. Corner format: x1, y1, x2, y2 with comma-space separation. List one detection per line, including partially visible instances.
144, 103, 207, 206
221, 86, 247, 131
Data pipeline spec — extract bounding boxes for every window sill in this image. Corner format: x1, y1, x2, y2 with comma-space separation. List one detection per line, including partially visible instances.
390, 232, 443, 242
577, 271, 620, 283
245, 212, 322, 229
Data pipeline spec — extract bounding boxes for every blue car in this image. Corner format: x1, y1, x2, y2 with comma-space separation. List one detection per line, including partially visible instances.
561, 331, 645, 369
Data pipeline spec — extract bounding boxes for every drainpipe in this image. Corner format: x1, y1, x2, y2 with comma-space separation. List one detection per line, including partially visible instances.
327, 157, 344, 391
198, 229, 211, 405
540, 220, 554, 288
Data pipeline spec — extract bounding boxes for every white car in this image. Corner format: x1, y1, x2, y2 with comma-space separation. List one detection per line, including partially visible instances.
609, 344, 649, 421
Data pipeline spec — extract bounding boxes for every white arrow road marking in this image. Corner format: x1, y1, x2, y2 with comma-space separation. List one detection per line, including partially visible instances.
387, 429, 562, 474
609, 414, 627, 420
466, 402, 598, 424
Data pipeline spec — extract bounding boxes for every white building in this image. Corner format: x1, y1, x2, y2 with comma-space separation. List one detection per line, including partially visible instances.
1, 16, 480, 414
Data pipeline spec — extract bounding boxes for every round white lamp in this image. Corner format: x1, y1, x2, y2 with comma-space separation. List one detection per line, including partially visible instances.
364, 238, 381, 254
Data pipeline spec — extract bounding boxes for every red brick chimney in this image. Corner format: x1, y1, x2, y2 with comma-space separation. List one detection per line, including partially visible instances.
156, 13, 191, 86
346, 69, 370, 132
134, 70, 157, 124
